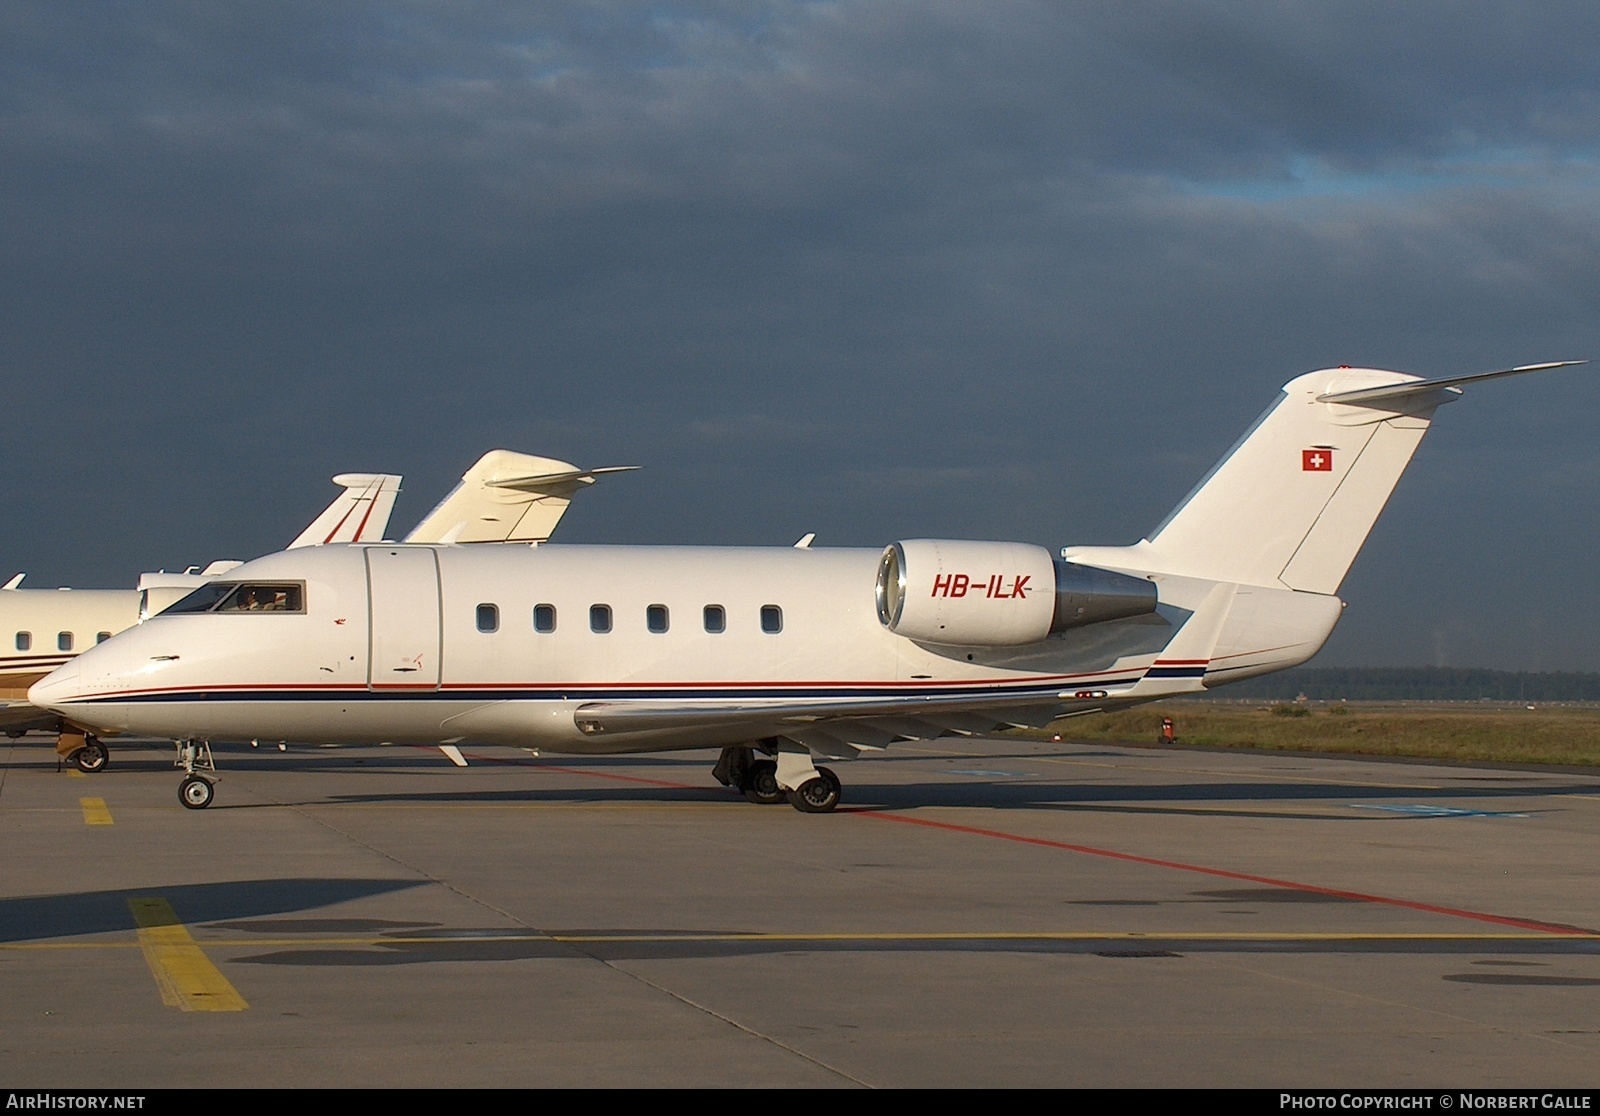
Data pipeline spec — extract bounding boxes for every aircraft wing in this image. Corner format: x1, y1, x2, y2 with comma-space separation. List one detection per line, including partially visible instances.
571, 690, 1077, 759
287, 473, 403, 549
404, 451, 638, 545
0, 700, 57, 734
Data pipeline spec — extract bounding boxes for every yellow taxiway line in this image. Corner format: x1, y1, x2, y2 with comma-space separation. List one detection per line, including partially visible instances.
79, 797, 113, 826
126, 898, 248, 1011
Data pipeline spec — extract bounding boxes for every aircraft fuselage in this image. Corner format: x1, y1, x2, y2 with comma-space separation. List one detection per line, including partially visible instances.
32, 541, 1332, 754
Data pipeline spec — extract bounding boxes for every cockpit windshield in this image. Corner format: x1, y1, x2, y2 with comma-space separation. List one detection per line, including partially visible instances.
162, 582, 305, 615
164, 582, 236, 614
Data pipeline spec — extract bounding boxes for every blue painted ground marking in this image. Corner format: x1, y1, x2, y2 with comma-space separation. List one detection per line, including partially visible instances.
1348, 804, 1529, 819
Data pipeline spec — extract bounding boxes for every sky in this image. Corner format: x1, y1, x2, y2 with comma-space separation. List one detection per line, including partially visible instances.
3, 2, 1598, 670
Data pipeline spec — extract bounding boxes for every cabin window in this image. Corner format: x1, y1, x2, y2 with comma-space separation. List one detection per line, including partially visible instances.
703, 605, 725, 634
590, 604, 612, 634
96, 632, 112, 644
534, 604, 556, 633
476, 604, 499, 633
761, 605, 783, 634
57, 632, 73, 652
646, 604, 669, 633
15, 631, 30, 652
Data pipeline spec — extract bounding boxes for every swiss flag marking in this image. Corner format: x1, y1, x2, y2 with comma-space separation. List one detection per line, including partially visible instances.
1302, 448, 1333, 472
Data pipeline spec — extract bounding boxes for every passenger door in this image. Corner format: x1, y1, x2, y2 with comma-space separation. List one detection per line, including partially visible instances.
365, 548, 442, 691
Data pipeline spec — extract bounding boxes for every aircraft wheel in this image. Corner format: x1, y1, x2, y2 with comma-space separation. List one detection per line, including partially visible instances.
788, 767, 842, 814
74, 739, 109, 773
179, 776, 214, 810
740, 759, 786, 805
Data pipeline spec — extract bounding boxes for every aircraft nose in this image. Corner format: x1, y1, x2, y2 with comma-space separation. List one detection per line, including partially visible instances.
29, 659, 82, 710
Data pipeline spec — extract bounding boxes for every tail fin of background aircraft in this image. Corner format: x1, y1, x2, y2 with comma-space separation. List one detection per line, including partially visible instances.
1069, 362, 1582, 595
288, 473, 403, 549
404, 451, 638, 545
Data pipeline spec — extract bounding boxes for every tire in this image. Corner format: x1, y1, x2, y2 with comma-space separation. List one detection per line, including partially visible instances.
74, 739, 109, 773
740, 759, 786, 805
787, 766, 842, 813
179, 776, 214, 810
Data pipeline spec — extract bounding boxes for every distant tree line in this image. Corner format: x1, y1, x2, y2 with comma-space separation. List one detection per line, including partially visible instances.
1209, 667, 1600, 702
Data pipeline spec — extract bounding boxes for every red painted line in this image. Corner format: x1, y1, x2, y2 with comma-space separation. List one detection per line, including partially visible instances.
856, 812, 1595, 936
534, 763, 694, 790
451, 748, 696, 790
351, 488, 380, 542
320, 498, 361, 545
415, 750, 1593, 936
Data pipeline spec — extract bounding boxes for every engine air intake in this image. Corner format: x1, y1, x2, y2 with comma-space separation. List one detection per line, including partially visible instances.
876, 539, 1157, 647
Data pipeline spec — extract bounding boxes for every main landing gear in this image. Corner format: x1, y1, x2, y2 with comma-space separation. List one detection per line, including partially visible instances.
713, 743, 843, 814
174, 739, 217, 810
55, 728, 110, 773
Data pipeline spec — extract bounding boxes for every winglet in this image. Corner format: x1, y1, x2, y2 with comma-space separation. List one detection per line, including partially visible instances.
2, 574, 23, 591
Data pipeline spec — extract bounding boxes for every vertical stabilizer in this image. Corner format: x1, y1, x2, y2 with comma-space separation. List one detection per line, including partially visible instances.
1146, 368, 1447, 593
1075, 368, 1453, 593
404, 451, 637, 544
1069, 362, 1582, 593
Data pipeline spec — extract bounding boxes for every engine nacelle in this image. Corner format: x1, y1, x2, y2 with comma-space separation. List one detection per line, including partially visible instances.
876, 539, 1158, 647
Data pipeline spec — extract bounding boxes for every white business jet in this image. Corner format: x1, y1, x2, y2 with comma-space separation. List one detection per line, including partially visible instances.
29, 363, 1583, 810
6, 451, 631, 771
0, 472, 401, 769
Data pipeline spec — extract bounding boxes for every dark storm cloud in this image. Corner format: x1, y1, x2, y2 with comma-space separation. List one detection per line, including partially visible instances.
2, 2, 1598, 668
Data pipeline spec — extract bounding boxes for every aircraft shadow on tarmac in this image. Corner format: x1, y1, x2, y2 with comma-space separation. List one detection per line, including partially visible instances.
299, 775, 1595, 818
0, 878, 424, 943
221, 919, 1600, 969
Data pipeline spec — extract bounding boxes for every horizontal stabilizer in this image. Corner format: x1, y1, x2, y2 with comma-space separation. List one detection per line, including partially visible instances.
1316, 361, 1586, 405
405, 450, 638, 545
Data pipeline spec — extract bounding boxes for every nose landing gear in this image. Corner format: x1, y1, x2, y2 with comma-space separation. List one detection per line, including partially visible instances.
173, 739, 216, 810
179, 775, 214, 809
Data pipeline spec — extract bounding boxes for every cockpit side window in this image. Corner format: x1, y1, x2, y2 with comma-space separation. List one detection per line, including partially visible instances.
163, 582, 306, 615
216, 584, 305, 613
